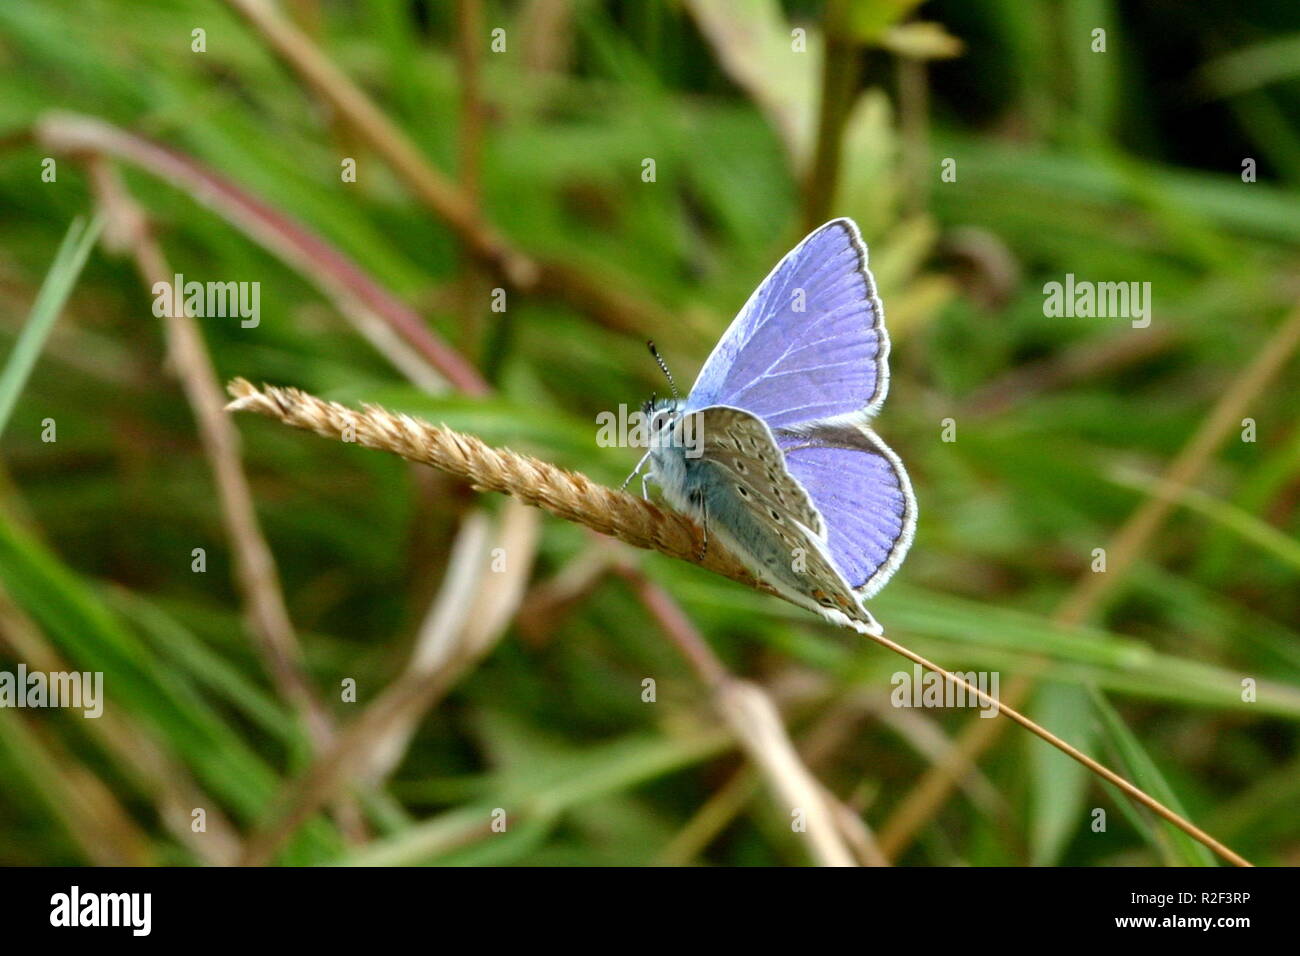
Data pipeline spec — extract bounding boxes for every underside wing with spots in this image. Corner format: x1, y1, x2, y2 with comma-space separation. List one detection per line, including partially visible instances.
667, 406, 885, 634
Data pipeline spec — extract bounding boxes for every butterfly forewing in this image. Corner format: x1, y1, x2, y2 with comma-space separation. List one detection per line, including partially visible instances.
690, 406, 823, 536
685, 219, 888, 430
688, 406, 879, 632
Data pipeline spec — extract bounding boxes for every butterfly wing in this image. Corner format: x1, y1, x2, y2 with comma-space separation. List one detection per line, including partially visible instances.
684, 406, 882, 634
777, 423, 917, 600
684, 218, 888, 430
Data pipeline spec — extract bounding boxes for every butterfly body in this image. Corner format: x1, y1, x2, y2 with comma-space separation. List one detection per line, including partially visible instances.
636, 219, 916, 636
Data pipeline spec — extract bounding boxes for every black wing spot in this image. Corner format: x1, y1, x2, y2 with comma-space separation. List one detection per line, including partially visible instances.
736, 485, 750, 498
769, 509, 782, 522
734, 460, 747, 473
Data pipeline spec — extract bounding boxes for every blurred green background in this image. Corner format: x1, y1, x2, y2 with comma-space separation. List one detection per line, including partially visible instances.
0, 0, 1297, 866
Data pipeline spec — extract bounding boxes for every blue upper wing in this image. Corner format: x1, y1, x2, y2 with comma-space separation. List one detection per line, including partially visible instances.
777, 424, 916, 598
684, 218, 889, 429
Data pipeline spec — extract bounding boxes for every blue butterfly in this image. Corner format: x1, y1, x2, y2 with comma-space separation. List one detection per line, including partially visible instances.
628, 218, 916, 636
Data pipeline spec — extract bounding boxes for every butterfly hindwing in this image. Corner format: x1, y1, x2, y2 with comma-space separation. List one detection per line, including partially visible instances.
777, 423, 917, 599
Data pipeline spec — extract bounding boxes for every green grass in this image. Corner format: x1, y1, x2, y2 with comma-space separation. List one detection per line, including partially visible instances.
0, 215, 102, 437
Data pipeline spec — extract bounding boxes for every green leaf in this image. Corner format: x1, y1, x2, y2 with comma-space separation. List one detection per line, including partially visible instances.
0, 214, 102, 437
1029, 682, 1094, 865
1089, 687, 1218, 867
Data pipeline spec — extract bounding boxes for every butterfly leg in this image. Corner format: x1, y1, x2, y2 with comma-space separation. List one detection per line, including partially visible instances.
621, 448, 654, 495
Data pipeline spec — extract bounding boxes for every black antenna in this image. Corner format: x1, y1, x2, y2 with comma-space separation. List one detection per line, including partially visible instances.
647, 340, 679, 399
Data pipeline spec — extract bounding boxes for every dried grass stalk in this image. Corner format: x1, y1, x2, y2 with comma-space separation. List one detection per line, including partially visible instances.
226, 378, 768, 597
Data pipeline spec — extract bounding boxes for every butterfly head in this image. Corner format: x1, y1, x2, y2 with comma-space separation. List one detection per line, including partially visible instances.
642, 395, 684, 448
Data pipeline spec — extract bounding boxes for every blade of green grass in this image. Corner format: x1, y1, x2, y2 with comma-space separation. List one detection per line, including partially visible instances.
338, 725, 732, 865
1029, 682, 1094, 865
1199, 34, 1300, 98
1088, 686, 1218, 866
0, 214, 102, 437
1108, 467, 1300, 574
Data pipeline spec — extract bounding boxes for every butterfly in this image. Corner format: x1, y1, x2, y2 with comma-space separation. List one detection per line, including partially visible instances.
627, 218, 916, 636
